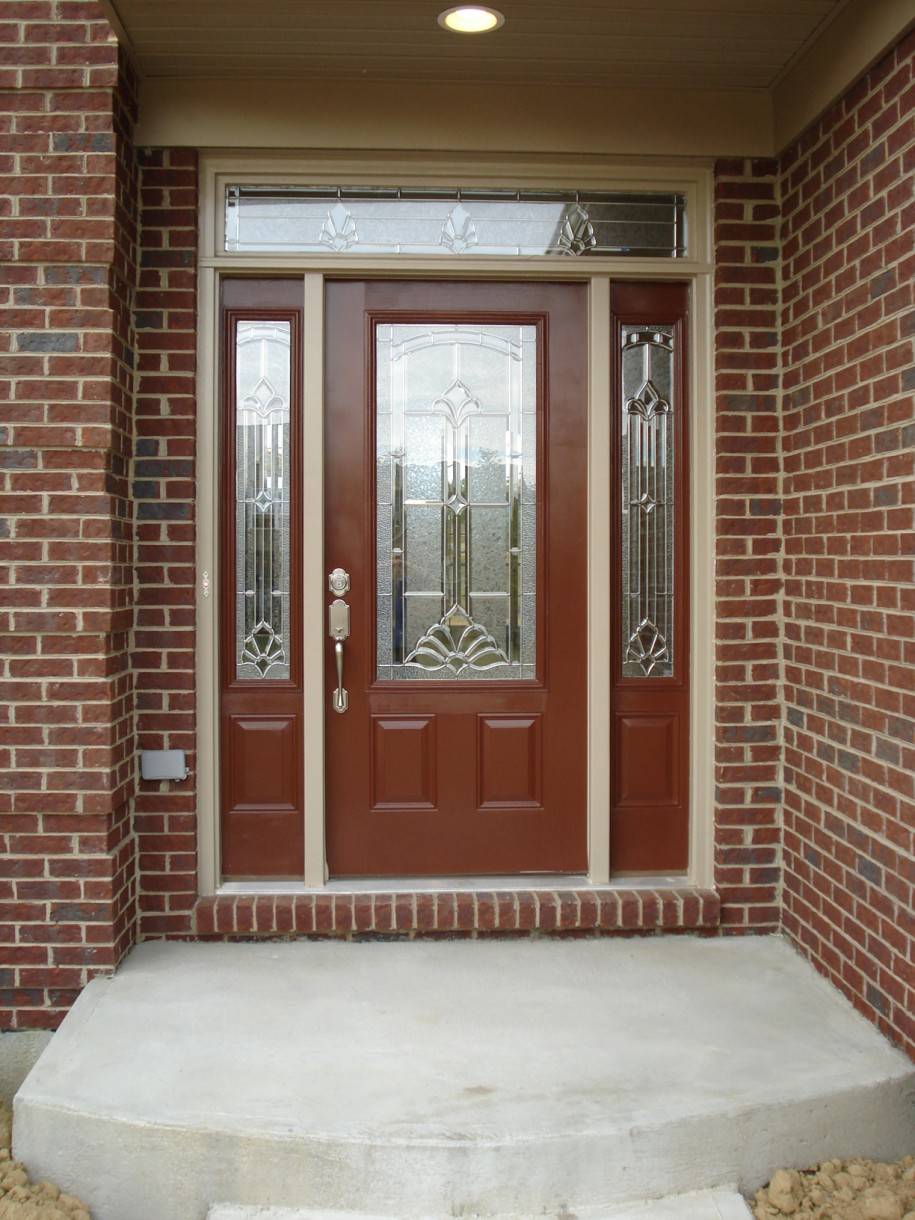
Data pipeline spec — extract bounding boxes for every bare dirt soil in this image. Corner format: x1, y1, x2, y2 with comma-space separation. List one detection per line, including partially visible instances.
0, 1103, 91, 1220
752, 1157, 915, 1219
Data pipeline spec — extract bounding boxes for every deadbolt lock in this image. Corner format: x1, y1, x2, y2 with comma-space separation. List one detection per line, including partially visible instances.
328, 567, 350, 596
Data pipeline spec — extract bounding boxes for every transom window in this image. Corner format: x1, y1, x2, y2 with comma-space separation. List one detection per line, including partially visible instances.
225, 185, 687, 258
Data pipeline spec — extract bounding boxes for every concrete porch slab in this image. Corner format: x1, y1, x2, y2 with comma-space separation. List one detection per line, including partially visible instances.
14, 937, 915, 1220
207, 1187, 754, 1219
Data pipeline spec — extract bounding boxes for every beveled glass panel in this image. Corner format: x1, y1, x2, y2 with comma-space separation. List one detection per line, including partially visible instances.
404, 505, 445, 593
376, 323, 537, 681
403, 415, 446, 502
235, 320, 291, 680
227, 186, 686, 258
468, 414, 510, 503
469, 505, 510, 593
621, 325, 675, 678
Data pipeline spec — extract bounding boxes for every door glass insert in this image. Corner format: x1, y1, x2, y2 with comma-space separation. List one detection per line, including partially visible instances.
621, 325, 675, 677
376, 323, 537, 681
234, 319, 291, 680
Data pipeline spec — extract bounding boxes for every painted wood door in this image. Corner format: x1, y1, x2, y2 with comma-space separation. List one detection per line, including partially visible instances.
324, 281, 588, 877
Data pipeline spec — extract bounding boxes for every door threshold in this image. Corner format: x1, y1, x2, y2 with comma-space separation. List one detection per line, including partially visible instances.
216, 874, 691, 897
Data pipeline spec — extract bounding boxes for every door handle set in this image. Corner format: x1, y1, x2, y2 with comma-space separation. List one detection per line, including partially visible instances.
327, 569, 351, 714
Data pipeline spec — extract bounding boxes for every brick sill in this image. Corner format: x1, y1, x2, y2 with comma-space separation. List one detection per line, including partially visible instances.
192, 886, 720, 937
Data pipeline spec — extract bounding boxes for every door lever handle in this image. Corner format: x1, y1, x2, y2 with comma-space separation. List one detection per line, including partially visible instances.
328, 597, 350, 714
332, 639, 347, 714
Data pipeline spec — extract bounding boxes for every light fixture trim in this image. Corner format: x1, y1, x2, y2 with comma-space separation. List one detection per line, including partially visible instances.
437, 5, 505, 34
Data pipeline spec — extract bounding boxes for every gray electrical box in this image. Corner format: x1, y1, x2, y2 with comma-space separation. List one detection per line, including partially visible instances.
140, 749, 189, 782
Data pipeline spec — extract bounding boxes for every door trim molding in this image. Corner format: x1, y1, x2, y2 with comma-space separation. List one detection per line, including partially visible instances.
195, 152, 715, 895
302, 273, 326, 886
197, 263, 219, 894
588, 278, 612, 885
198, 151, 712, 267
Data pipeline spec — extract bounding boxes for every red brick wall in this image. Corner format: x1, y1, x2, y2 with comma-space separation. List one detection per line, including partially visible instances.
780, 33, 915, 1059
713, 157, 783, 933
132, 148, 199, 937
0, 1, 139, 1028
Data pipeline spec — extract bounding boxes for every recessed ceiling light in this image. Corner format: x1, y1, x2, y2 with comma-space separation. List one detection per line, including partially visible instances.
437, 6, 505, 34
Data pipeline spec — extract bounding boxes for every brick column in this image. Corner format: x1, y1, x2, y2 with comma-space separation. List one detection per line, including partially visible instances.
132, 148, 199, 937
713, 158, 783, 932
0, 1, 139, 1028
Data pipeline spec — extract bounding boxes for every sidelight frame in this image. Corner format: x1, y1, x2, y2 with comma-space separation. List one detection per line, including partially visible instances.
196, 152, 715, 895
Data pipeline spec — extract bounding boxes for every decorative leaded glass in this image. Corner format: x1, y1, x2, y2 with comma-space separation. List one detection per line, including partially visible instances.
235, 320, 291, 680
376, 323, 537, 682
226, 186, 686, 258
621, 325, 674, 678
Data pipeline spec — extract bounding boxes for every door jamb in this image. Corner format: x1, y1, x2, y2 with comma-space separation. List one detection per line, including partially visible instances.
302, 273, 326, 886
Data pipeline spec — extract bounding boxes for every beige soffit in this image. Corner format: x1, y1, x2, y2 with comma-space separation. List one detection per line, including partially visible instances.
773, 0, 915, 151
112, 0, 915, 156
114, 0, 843, 157
134, 78, 773, 157
104, 0, 841, 89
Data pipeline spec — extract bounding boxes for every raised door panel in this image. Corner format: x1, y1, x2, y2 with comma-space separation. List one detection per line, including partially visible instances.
478, 714, 543, 808
371, 716, 437, 810
615, 713, 679, 807
227, 715, 298, 811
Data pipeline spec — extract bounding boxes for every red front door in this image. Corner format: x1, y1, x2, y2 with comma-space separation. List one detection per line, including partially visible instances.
324, 281, 588, 876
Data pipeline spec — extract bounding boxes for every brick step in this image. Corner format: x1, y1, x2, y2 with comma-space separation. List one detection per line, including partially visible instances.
191, 886, 720, 937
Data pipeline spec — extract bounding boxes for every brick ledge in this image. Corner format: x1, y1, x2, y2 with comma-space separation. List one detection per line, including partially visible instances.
191, 887, 720, 937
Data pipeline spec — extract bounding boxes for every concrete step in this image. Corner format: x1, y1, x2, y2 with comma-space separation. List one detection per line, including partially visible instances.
207, 1187, 754, 1219
14, 937, 915, 1220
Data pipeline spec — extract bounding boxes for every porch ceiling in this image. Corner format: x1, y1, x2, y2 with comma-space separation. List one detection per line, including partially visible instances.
103, 0, 846, 90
